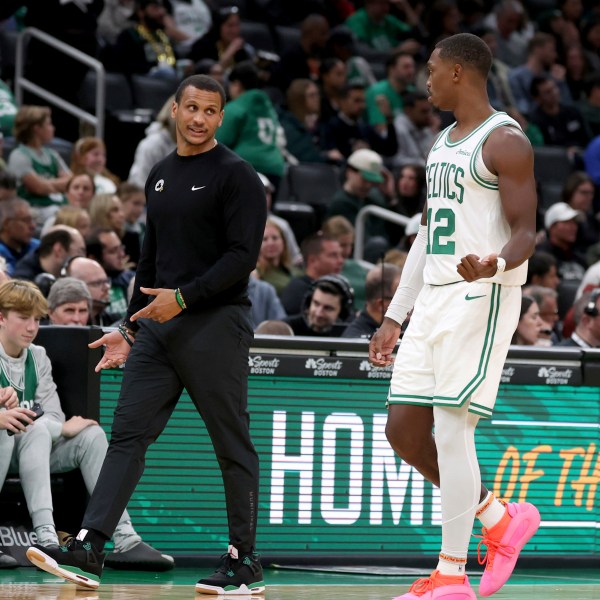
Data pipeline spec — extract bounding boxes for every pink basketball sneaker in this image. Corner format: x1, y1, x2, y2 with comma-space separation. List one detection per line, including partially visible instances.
477, 502, 541, 597
393, 571, 477, 600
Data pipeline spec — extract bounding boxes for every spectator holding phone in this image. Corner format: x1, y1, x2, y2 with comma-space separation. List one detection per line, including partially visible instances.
0, 280, 174, 570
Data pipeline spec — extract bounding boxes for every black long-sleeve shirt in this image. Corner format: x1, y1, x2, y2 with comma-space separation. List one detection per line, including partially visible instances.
124, 143, 266, 329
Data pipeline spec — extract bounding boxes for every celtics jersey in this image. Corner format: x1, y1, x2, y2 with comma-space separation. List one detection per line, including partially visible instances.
423, 112, 528, 287
0, 347, 39, 408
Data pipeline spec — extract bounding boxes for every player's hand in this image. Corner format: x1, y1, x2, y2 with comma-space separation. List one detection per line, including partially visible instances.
369, 318, 402, 367
0, 407, 36, 435
457, 253, 498, 282
130, 287, 183, 324
89, 330, 131, 372
62, 415, 99, 439
0, 386, 18, 409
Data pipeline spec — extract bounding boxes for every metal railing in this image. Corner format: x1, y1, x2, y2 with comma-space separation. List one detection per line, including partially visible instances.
15, 27, 106, 137
354, 204, 411, 262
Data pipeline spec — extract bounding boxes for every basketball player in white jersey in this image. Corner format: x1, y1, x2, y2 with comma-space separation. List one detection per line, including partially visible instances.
370, 33, 540, 600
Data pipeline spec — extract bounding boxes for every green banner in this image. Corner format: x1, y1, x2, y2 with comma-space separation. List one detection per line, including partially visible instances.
99, 364, 600, 558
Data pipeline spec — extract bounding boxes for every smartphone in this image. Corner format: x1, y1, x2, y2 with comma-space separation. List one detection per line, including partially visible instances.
7, 402, 44, 436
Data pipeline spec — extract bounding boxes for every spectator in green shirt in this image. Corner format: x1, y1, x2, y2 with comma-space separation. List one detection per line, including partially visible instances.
366, 51, 416, 132
345, 0, 420, 53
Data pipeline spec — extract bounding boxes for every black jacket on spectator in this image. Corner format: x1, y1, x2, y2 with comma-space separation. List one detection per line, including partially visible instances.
280, 274, 314, 316
530, 105, 590, 148
322, 113, 398, 158
284, 313, 347, 337
341, 309, 379, 339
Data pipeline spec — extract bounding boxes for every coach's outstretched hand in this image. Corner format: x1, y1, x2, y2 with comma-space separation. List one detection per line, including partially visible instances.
89, 330, 131, 372
369, 317, 402, 367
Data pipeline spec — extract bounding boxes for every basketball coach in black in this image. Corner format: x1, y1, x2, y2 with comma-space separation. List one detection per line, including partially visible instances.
27, 74, 267, 595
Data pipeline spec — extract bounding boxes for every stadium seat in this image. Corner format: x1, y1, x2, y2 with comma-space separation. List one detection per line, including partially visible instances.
78, 70, 134, 113
286, 162, 342, 228
533, 146, 575, 186
240, 21, 276, 53
274, 25, 301, 55
130, 74, 174, 114
272, 200, 317, 245
538, 181, 563, 209
0, 28, 18, 81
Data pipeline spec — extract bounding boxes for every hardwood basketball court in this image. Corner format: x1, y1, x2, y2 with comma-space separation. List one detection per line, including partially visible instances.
1, 565, 599, 599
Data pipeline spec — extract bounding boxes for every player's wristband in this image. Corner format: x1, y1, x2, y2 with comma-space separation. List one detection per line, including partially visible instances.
495, 256, 506, 275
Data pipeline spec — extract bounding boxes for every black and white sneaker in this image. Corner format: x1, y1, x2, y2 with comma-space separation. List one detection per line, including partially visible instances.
26, 537, 105, 590
196, 546, 265, 595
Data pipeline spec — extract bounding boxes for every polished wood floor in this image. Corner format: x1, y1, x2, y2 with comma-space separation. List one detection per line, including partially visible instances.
1, 567, 599, 599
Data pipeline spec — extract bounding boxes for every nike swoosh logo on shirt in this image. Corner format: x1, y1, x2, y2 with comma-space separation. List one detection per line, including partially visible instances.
191, 185, 206, 191
465, 294, 486, 301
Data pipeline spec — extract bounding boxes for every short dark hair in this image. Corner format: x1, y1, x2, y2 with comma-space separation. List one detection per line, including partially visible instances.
300, 232, 337, 264
339, 83, 366, 99
402, 90, 429, 108
228, 61, 260, 91
365, 263, 402, 303
386, 50, 412, 72
435, 33, 492, 78
175, 74, 226, 108
0, 169, 16, 190
39, 229, 72, 259
526, 251, 557, 285
530, 74, 552, 98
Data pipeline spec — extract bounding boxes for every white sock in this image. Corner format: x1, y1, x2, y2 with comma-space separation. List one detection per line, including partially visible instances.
476, 492, 507, 530
35, 524, 59, 547
434, 405, 481, 577
436, 553, 467, 576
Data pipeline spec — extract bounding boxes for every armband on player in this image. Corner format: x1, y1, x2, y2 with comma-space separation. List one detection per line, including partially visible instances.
495, 256, 506, 275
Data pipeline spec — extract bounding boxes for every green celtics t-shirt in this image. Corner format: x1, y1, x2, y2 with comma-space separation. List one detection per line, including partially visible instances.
0, 348, 38, 408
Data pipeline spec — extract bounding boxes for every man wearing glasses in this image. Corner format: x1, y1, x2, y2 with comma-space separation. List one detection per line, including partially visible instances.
65, 257, 121, 326
87, 229, 135, 321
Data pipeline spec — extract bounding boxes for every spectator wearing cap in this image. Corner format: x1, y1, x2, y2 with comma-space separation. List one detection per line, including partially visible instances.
47, 277, 92, 326
326, 149, 391, 244
342, 262, 401, 339
536, 202, 586, 285
559, 289, 600, 348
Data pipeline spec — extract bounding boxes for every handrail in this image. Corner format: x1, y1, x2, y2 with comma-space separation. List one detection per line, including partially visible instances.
15, 27, 105, 138
354, 205, 410, 261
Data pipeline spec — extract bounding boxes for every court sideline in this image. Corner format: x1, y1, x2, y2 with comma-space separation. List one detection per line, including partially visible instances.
1, 565, 599, 599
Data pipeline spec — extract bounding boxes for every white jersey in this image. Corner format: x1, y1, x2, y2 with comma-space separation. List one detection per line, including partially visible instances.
423, 111, 528, 287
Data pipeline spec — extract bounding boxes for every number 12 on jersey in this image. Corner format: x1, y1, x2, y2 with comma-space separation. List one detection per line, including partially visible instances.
426, 207, 456, 255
